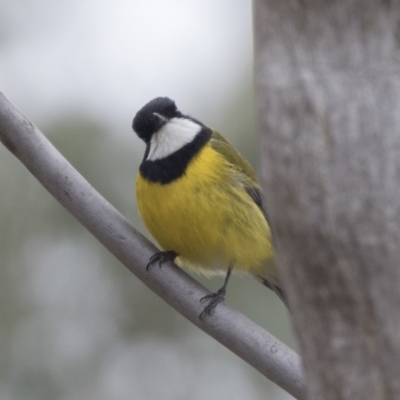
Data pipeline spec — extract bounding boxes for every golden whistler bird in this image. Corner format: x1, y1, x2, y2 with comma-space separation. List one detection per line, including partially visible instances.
133, 97, 285, 318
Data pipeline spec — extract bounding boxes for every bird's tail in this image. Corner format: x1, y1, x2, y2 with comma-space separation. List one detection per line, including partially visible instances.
255, 275, 289, 309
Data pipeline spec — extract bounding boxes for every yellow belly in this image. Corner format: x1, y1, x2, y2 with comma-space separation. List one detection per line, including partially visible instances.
136, 145, 274, 276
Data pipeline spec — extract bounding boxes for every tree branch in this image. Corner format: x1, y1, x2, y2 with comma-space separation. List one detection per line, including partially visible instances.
0, 93, 306, 400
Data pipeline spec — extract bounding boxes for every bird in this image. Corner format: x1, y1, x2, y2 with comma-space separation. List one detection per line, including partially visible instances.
132, 97, 286, 318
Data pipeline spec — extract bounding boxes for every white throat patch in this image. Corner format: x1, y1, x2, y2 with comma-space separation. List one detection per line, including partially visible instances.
147, 118, 202, 161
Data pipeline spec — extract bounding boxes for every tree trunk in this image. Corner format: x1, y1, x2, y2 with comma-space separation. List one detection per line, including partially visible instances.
254, 1, 400, 399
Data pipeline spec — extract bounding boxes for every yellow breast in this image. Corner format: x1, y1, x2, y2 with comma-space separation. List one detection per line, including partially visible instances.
136, 145, 274, 276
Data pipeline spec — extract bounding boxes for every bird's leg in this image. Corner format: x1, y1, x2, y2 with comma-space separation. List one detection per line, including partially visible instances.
199, 266, 232, 319
146, 250, 177, 271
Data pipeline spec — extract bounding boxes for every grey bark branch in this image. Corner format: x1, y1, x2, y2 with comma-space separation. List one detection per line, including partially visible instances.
254, 1, 400, 399
0, 93, 306, 400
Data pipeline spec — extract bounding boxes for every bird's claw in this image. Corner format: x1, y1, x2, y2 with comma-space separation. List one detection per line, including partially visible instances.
199, 288, 226, 319
146, 250, 177, 271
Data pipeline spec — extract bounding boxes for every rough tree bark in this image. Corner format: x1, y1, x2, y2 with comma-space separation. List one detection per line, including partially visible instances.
254, 1, 400, 399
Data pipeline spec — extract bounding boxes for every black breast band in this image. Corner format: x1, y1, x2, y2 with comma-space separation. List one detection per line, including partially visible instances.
139, 128, 212, 184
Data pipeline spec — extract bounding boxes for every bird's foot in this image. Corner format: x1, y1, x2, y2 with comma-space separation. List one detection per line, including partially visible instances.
146, 250, 177, 271
199, 288, 226, 319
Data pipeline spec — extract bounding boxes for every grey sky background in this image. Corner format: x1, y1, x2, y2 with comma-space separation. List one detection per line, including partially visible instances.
0, 1, 295, 399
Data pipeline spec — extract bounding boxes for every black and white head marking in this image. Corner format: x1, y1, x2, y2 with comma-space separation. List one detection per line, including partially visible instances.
147, 117, 202, 161
133, 97, 212, 184
133, 97, 204, 160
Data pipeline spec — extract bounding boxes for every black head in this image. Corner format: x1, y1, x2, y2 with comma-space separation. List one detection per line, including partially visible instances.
132, 97, 181, 143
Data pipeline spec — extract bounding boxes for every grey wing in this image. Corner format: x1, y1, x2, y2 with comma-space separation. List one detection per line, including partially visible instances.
246, 186, 269, 222
247, 188, 289, 307
211, 136, 287, 307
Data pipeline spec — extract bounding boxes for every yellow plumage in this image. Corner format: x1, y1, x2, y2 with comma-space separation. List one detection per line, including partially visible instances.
133, 97, 285, 314
136, 141, 275, 279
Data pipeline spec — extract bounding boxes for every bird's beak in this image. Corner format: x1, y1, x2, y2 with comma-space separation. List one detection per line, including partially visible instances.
153, 112, 169, 124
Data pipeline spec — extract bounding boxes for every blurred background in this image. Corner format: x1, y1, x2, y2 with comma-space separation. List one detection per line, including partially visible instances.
0, 1, 295, 399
